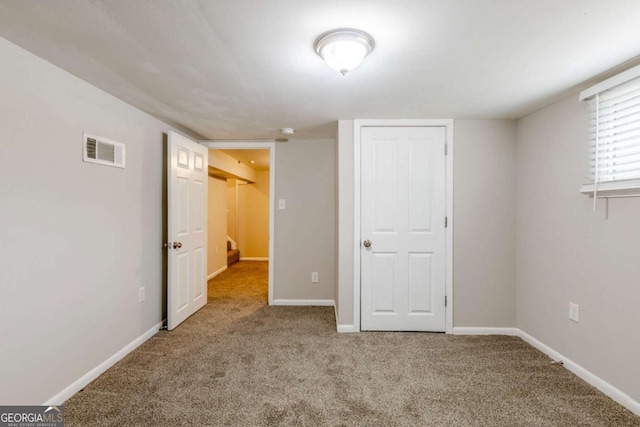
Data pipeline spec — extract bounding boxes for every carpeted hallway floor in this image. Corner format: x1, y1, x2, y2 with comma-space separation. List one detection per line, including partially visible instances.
65, 261, 640, 426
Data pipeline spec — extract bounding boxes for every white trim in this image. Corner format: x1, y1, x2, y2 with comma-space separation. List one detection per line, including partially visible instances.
234, 180, 239, 244
353, 122, 362, 332
272, 299, 335, 306
517, 330, 640, 417
453, 327, 518, 336
43, 322, 162, 405
444, 123, 454, 334
580, 180, 640, 197
200, 141, 276, 306
352, 119, 455, 333
580, 62, 640, 100
239, 257, 269, 261
334, 303, 355, 333
450, 326, 640, 416
207, 265, 227, 281
226, 235, 237, 250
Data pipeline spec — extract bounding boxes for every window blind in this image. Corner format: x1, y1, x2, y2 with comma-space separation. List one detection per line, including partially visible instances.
580, 66, 640, 199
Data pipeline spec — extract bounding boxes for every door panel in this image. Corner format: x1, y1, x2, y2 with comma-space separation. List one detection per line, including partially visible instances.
361, 126, 446, 331
176, 252, 190, 311
193, 246, 205, 301
176, 177, 189, 235
168, 131, 208, 330
372, 253, 397, 313
409, 140, 433, 231
193, 179, 205, 232
373, 139, 397, 231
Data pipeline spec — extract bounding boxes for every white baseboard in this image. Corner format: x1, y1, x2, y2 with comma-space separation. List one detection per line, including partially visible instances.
517, 330, 640, 417
42, 318, 640, 417
453, 327, 518, 336
337, 324, 355, 333
333, 304, 355, 333
452, 326, 640, 416
239, 257, 268, 261
207, 265, 227, 281
272, 299, 334, 306
43, 322, 162, 405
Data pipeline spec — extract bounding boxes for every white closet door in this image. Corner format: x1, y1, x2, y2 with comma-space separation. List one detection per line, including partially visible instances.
360, 126, 446, 331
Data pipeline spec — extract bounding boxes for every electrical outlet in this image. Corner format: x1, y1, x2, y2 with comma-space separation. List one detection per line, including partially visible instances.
215, 246, 219, 254
139, 287, 145, 302
311, 272, 319, 283
569, 302, 579, 322
278, 199, 286, 210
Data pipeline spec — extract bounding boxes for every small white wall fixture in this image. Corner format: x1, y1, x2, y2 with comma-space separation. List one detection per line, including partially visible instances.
353, 119, 454, 333
200, 141, 276, 305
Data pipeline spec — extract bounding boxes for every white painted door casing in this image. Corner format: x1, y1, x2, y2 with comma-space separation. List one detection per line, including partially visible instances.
167, 131, 208, 330
360, 126, 447, 331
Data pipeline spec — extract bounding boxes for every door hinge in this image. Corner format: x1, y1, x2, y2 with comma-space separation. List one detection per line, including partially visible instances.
445, 217, 448, 228
445, 295, 448, 307
445, 143, 448, 156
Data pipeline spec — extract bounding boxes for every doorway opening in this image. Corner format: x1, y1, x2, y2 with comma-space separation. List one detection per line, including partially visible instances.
202, 142, 275, 305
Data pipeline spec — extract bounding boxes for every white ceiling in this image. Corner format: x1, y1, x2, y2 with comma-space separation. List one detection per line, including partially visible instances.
1, 1, 640, 140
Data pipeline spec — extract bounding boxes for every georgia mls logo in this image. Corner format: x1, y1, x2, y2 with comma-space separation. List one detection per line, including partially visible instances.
44, 406, 63, 417
0, 405, 64, 427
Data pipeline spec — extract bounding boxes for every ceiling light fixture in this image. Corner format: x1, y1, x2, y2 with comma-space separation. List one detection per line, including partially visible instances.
314, 28, 374, 75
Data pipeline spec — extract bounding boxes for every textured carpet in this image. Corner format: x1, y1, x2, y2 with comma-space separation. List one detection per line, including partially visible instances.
65, 261, 640, 426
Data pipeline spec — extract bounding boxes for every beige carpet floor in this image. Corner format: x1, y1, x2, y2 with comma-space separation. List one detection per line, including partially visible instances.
65, 261, 640, 426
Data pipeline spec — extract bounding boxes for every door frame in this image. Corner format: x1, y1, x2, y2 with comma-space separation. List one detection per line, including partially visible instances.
353, 119, 454, 333
200, 141, 276, 305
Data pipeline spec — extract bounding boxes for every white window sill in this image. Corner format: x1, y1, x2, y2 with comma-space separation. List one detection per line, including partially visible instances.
580, 180, 640, 198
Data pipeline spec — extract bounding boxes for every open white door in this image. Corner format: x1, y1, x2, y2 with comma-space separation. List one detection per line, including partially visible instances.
167, 131, 208, 330
360, 126, 447, 331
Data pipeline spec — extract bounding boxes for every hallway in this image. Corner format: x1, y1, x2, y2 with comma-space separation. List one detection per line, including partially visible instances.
208, 261, 269, 305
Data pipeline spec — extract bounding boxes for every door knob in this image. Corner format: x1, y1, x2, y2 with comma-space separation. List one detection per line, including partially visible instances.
363, 240, 372, 248
173, 242, 183, 249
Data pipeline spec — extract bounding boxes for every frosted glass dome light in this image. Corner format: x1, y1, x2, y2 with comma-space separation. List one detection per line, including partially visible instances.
314, 29, 374, 75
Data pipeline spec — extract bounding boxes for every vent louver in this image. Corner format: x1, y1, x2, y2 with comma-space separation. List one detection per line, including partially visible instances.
83, 133, 125, 168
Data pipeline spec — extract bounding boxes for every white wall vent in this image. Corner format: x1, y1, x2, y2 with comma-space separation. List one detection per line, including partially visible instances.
83, 133, 125, 168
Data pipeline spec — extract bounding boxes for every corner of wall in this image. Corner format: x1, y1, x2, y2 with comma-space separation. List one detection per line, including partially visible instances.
336, 120, 355, 328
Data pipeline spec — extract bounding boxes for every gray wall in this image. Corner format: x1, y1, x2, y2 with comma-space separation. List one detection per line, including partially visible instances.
516, 93, 640, 403
453, 120, 517, 327
0, 38, 180, 404
274, 139, 336, 301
